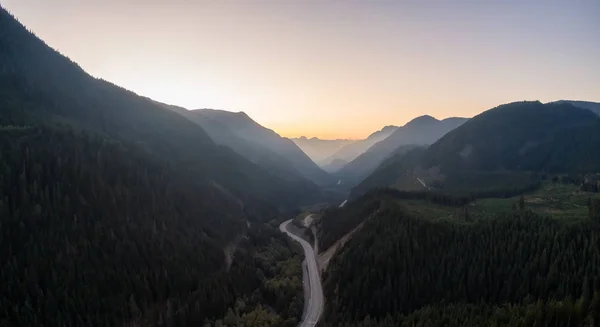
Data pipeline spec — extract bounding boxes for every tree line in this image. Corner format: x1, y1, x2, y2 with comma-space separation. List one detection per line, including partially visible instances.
318, 187, 518, 252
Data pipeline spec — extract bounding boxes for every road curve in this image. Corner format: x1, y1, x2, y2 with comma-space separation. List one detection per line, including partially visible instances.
280, 219, 324, 327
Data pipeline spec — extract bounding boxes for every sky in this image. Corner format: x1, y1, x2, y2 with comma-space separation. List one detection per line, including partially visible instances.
3, 0, 599, 139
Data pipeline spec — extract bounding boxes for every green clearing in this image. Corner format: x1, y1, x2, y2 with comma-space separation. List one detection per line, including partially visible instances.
473, 182, 600, 221
391, 182, 600, 223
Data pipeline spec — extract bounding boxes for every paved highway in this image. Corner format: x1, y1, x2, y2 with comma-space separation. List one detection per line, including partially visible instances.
280, 219, 324, 327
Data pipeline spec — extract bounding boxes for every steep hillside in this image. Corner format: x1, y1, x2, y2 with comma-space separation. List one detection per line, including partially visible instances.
336, 116, 467, 187
323, 125, 398, 170
291, 136, 354, 165
0, 7, 303, 325
352, 101, 600, 197
195, 109, 334, 186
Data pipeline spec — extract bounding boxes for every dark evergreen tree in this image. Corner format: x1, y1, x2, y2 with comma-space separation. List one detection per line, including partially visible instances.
519, 195, 526, 211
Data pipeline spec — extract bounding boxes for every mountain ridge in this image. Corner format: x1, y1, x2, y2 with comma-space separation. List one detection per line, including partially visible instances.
336, 115, 468, 187
193, 108, 334, 186
158, 103, 323, 198
351, 100, 600, 198
322, 125, 399, 171
292, 137, 355, 166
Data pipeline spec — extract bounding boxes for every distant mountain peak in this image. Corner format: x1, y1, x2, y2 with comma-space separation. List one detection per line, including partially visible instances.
198, 108, 248, 117
406, 115, 439, 126
381, 125, 398, 131
367, 125, 399, 139
442, 116, 467, 122
194, 109, 262, 129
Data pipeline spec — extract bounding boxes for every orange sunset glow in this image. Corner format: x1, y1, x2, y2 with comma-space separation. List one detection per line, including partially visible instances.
4, 0, 599, 139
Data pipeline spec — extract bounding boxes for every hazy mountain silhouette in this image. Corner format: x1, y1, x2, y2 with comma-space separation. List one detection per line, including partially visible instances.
194, 109, 334, 186
159, 103, 323, 192
336, 116, 467, 187
292, 136, 354, 165
322, 125, 398, 170
351, 101, 600, 197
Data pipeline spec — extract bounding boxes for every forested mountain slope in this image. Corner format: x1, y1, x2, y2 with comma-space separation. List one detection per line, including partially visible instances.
0, 7, 304, 326
352, 101, 600, 197
336, 116, 466, 187
321, 191, 600, 326
195, 109, 334, 186
0, 127, 244, 325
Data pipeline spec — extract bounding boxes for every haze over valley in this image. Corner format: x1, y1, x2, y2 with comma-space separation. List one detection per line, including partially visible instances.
1, 1, 600, 327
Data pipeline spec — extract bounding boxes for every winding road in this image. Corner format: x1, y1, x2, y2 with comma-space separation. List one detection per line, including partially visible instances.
280, 219, 324, 327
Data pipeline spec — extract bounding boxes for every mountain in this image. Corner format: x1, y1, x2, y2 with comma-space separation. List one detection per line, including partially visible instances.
291, 136, 354, 165
0, 7, 312, 208
161, 103, 322, 196
322, 125, 398, 171
336, 116, 467, 187
351, 101, 600, 198
321, 104, 600, 325
194, 109, 334, 186
0, 8, 307, 325
552, 100, 600, 116
350, 146, 430, 197
422, 101, 599, 173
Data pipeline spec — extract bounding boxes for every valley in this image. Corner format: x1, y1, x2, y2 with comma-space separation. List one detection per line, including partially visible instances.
2, 2, 600, 327
285, 101, 600, 326
280, 220, 324, 327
